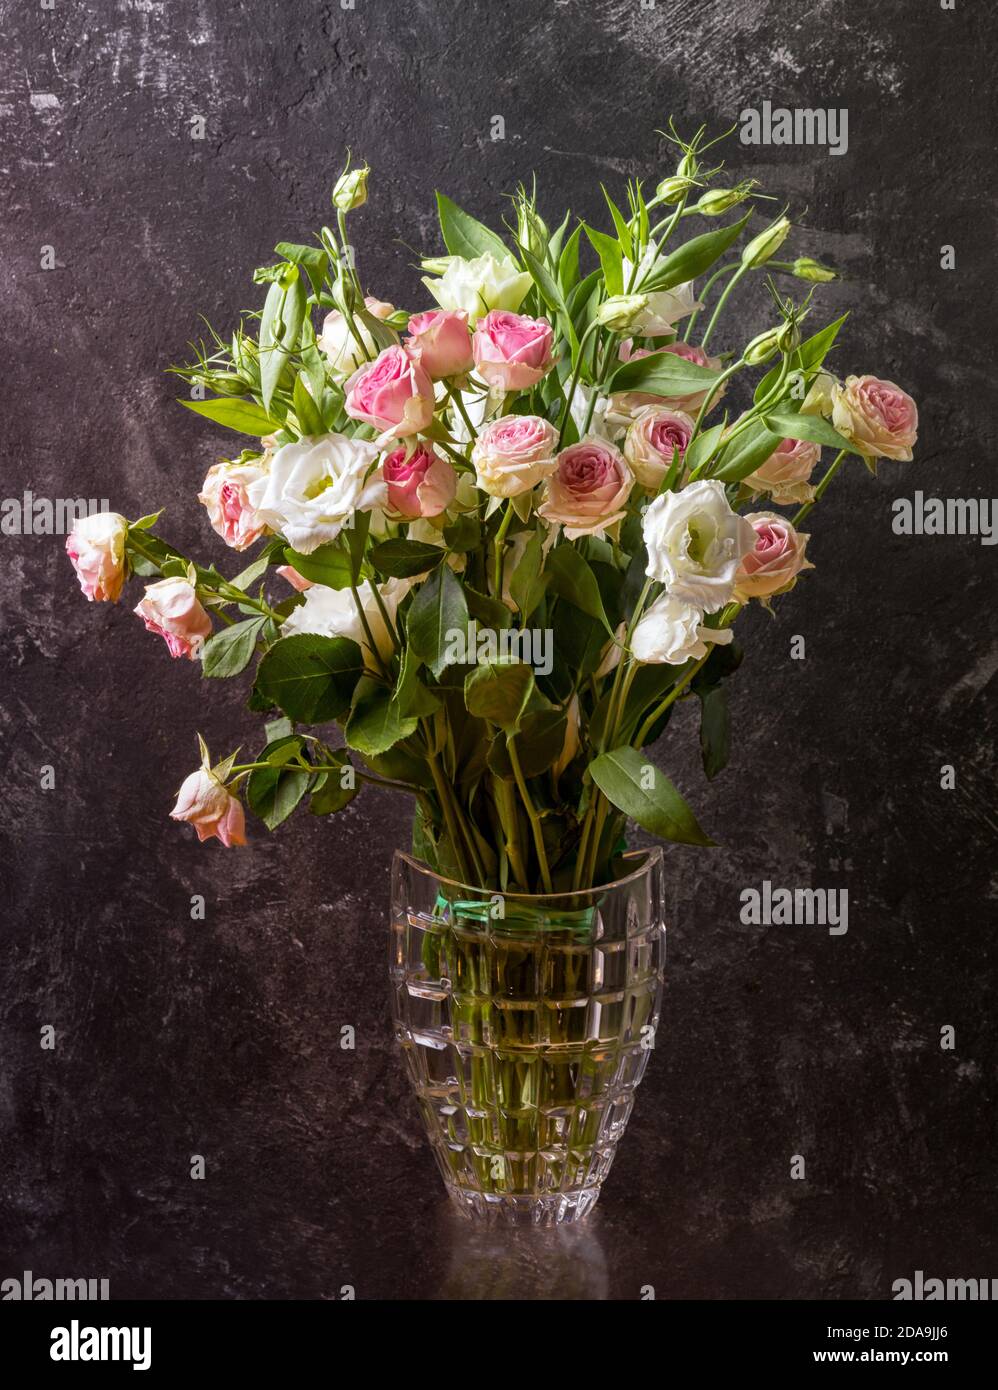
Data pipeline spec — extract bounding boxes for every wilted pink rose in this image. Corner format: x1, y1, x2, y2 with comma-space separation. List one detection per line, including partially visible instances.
344, 345, 434, 436
405, 309, 473, 379
538, 438, 633, 539
745, 437, 821, 505
624, 406, 695, 490
66, 511, 128, 603
831, 375, 918, 461
170, 768, 247, 847
134, 577, 212, 660
198, 458, 270, 551
472, 310, 554, 392
276, 564, 314, 592
382, 442, 457, 519
733, 512, 813, 602
471, 414, 559, 498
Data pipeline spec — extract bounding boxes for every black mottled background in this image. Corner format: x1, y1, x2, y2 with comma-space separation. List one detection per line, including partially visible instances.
1, 0, 995, 1301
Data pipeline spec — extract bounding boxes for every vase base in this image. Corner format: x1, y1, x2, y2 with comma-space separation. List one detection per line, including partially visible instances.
445, 1183, 600, 1227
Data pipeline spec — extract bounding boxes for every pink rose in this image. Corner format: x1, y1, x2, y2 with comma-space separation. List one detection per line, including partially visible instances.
733, 512, 813, 602
134, 577, 212, 660
198, 459, 270, 551
382, 442, 457, 519
830, 375, 918, 461
472, 310, 554, 392
344, 345, 434, 437
66, 511, 128, 602
276, 564, 314, 592
471, 414, 559, 498
612, 339, 724, 418
170, 768, 247, 847
405, 309, 473, 379
538, 438, 633, 539
623, 406, 696, 490
745, 437, 821, 505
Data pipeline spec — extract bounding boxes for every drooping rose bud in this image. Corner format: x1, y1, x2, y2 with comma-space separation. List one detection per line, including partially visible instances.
472, 310, 554, 392
733, 512, 813, 602
134, 578, 212, 660
792, 256, 836, 283
382, 443, 457, 519
404, 309, 474, 379
198, 458, 270, 551
344, 345, 435, 437
170, 767, 247, 847
66, 511, 128, 602
596, 294, 650, 332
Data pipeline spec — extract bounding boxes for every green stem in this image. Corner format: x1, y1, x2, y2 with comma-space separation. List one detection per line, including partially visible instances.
684, 261, 739, 339
425, 749, 474, 885
700, 262, 750, 350
367, 578, 400, 654
631, 603, 742, 747
508, 735, 554, 894
349, 582, 391, 680
448, 386, 479, 442
687, 358, 745, 460
792, 449, 847, 526
492, 500, 515, 599
556, 319, 600, 447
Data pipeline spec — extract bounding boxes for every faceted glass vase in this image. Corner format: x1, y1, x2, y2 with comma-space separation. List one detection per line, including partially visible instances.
389, 849, 666, 1227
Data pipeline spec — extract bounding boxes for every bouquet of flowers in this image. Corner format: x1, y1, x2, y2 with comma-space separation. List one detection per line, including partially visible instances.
67, 124, 918, 895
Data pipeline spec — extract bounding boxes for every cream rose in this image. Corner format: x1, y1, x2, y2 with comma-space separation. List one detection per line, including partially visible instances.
830, 375, 918, 461
733, 512, 813, 602
471, 415, 559, 498
744, 437, 820, 505
198, 457, 271, 551
643, 479, 756, 613
623, 407, 695, 490
317, 296, 396, 378
248, 434, 385, 554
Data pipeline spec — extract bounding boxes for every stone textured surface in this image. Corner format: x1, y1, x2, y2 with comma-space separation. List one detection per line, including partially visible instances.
1, 0, 996, 1299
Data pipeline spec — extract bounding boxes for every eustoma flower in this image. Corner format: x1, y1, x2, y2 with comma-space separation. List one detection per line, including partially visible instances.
134, 578, 212, 659
382, 443, 457, 519
471, 310, 554, 391
170, 767, 247, 847
65, 511, 128, 602
745, 438, 820, 505
632, 593, 735, 665
344, 345, 435, 436
248, 434, 384, 554
538, 438, 633, 539
643, 479, 756, 612
198, 457, 271, 550
471, 415, 558, 498
624, 247, 701, 334
624, 407, 695, 490
404, 309, 473, 379
318, 296, 395, 378
422, 252, 532, 317
733, 512, 813, 602
830, 375, 919, 461
282, 577, 409, 669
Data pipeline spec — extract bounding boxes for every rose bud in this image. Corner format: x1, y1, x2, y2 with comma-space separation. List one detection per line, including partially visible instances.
830, 375, 918, 461
472, 310, 554, 392
344, 345, 435, 437
134, 578, 212, 660
733, 512, 813, 602
382, 442, 457, 519
404, 309, 474, 379
198, 458, 270, 551
65, 511, 128, 603
471, 414, 559, 498
170, 768, 247, 847
537, 438, 633, 540
624, 406, 695, 490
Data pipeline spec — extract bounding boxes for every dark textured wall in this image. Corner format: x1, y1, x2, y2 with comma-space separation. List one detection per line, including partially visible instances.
1, 0, 995, 1300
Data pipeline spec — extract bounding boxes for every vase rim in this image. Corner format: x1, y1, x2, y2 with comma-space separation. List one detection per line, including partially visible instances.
393, 846, 663, 905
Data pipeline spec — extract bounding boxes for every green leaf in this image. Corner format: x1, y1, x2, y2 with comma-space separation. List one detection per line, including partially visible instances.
511, 707, 568, 778
369, 538, 445, 579
130, 510, 163, 530
509, 527, 548, 621
201, 616, 266, 678
406, 564, 469, 679
558, 223, 582, 296
601, 185, 634, 260
435, 191, 509, 262
711, 418, 783, 483
754, 313, 848, 403
762, 409, 858, 454
275, 241, 329, 293
684, 421, 727, 477
293, 373, 325, 437
247, 735, 311, 829
345, 677, 418, 757
253, 634, 364, 723
545, 545, 612, 633
442, 514, 480, 553
180, 397, 280, 437
310, 754, 360, 816
395, 645, 441, 718
345, 508, 371, 583
464, 585, 510, 629
464, 661, 535, 733
283, 542, 353, 589
589, 746, 715, 847
583, 224, 623, 297
609, 350, 722, 397
259, 267, 306, 414
638, 211, 753, 292
697, 685, 730, 781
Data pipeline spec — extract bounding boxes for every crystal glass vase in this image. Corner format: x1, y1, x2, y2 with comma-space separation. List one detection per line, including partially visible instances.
389, 848, 666, 1227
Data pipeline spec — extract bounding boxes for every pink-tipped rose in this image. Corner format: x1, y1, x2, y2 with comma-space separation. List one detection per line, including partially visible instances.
276, 564, 314, 592
472, 310, 554, 392
382, 442, 457, 519
170, 768, 247, 847
344, 345, 435, 436
66, 511, 128, 603
733, 512, 813, 602
471, 414, 559, 498
623, 407, 696, 490
198, 458, 270, 551
134, 577, 212, 660
745, 437, 821, 505
830, 375, 918, 461
538, 438, 633, 539
405, 309, 473, 379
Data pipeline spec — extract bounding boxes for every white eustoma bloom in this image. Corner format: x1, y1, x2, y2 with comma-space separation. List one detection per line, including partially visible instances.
631, 593, 734, 665
642, 479, 756, 613
282, 577, 409, 668
422, 253, 532, 319
624, 247, 701, 336
248, 435, 385, 555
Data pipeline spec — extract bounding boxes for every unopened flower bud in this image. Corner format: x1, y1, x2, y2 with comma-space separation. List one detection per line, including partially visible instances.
775, 319, 801, 354
332, 163, 369, 213
420, 255, 454, 276
597, 294, 650, 331
656, 175, 696, 204
741, 216, 792, 269
743, 328, 782, 365
792, 256, 837, 283
517, 204, 550, 259
696, 183, 754, 217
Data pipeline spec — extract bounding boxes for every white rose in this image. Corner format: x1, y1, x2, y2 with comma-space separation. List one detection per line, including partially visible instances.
422, 253, 532, 319
318, 296, 396, 379
631, 593, 734, 665
281, 577, 409, 669
642, 479, 756, 613
624, 248, 702, 336
248, 435, 386, 555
